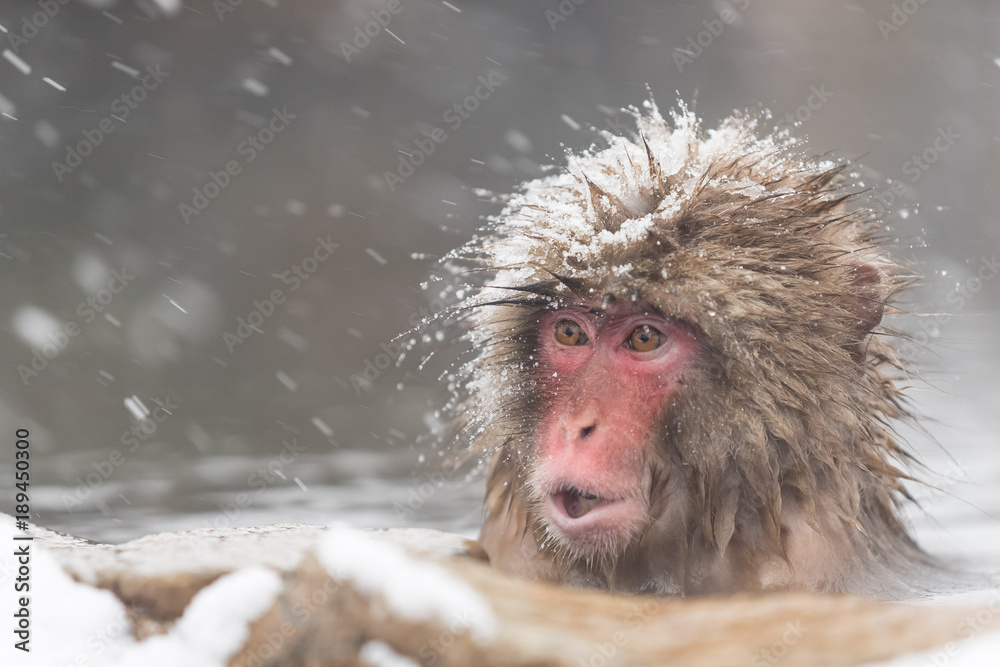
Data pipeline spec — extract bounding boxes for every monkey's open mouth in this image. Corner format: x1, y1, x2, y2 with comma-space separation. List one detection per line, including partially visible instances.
555, 486, 607, 519
543, 484, 641, 554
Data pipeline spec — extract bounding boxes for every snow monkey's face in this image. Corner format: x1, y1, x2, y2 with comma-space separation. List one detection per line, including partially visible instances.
528, 301, 700, 558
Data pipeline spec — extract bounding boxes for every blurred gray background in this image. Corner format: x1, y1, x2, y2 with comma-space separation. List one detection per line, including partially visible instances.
0, 0, 997, 547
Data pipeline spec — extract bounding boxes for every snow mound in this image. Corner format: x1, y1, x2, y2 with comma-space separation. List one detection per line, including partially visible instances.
318, 524, 496, 641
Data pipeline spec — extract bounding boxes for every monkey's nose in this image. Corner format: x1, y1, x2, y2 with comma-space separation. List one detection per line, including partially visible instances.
578, 424, 596, 440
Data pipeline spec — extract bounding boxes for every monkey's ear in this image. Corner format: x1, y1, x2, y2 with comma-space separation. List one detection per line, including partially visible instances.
845, 264, 884, 363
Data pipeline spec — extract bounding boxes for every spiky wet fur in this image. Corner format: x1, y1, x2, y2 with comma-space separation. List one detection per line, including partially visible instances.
442, 102, 941, 598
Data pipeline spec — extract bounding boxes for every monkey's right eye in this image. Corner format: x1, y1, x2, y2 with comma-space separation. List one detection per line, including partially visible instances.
554, 319, 588, 346
627, 325, 663, 352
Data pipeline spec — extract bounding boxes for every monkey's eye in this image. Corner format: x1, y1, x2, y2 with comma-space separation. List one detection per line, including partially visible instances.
554, 319, 588, 346
627, 325, 663, 352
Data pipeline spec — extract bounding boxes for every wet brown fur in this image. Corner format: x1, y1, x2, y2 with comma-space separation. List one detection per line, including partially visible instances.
441, 105, 937, 598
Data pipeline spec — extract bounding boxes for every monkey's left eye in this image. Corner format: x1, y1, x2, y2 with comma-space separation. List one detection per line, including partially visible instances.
627, 325, 663, 352
554, 319, 588, 346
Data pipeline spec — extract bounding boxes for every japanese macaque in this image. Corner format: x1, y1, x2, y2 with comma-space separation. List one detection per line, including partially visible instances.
441, 101, 939, 598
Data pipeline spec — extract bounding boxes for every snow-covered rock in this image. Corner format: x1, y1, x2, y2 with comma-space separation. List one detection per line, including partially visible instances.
3, 513, 998, 667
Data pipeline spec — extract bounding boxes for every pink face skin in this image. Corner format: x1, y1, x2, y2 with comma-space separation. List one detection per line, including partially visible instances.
531, 304, 700, 557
